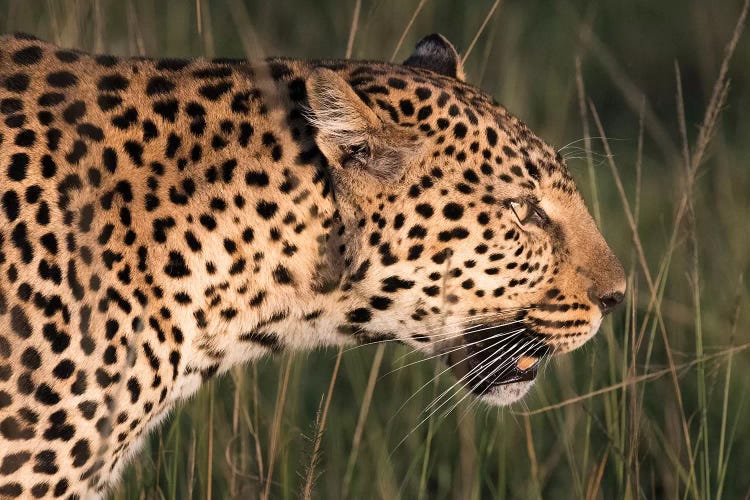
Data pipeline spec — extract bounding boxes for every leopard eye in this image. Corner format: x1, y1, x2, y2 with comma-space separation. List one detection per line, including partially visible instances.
509, 200, 532, 225
508, 199, 548, 227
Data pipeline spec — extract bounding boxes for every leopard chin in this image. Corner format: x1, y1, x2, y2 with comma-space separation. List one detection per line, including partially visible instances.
445, 349, 538, 406
479, 380, 536, 406
439, 320, 550, 406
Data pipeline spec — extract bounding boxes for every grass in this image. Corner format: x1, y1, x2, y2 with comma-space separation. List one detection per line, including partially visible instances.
4, 0, 750, 497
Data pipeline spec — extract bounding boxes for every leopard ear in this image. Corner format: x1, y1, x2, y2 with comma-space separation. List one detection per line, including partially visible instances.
404, 33, 465, 81
306, 68, 380, 158
307, 68, 411, 183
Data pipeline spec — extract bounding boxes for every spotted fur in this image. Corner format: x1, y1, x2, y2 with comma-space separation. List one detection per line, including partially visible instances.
0, 32, 625, 498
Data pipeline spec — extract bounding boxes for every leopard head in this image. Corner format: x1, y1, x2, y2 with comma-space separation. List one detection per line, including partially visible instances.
307, 34, 625, 406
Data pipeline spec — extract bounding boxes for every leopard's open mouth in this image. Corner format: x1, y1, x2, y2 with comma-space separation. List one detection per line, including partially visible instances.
442, 322, 552, 395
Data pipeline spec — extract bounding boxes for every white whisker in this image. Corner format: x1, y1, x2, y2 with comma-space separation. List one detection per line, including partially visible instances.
387, 326, 527, 423
342, 306, 536, 354
557, 135, 626, 153
422, 332, 531, 416
410, 339, 527, 441
383, 322, 526, 378
440, 337, 544, 420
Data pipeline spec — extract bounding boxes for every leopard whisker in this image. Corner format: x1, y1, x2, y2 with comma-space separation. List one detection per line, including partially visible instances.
388, 326, 526, 424
340, 311, 501, 354
406, 306, 534, 338
395, 336, 533, 452
342, 306, 535, 355
440, 337, 544, 420
388, 313, 533, 365
421, 332, 529, 415
383, 322, 526, 377
556, 135, 624, 153
458, 337, 547, 420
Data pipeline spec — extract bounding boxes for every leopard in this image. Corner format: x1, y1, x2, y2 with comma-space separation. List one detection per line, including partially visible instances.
0, 32, 626, 498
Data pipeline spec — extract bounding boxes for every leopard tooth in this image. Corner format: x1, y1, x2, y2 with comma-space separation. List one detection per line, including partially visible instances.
517, 355, 538, 371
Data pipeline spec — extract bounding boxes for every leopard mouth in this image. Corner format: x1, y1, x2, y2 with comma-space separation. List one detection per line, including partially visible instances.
443, 322, 551, 396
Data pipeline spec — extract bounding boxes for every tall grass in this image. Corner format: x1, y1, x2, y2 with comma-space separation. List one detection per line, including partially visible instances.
4, 0, 750, 497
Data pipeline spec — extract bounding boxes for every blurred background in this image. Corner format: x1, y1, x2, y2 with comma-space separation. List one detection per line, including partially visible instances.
2, 0, 749, 498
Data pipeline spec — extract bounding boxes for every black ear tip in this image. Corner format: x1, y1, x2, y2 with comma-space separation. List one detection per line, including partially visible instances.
404, 33, 464, 80
416, 33, 453, 49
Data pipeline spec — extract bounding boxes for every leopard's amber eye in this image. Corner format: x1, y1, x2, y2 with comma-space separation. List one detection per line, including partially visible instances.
509, 200, 532, 225
508, 199, 549, 228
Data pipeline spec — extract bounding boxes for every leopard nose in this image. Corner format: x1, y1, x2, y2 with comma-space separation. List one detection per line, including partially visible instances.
588, 288, 625, 315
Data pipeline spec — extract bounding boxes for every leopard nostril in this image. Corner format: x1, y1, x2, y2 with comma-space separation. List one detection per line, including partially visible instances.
588, 288, 625, 314
600, 291, 624, 314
